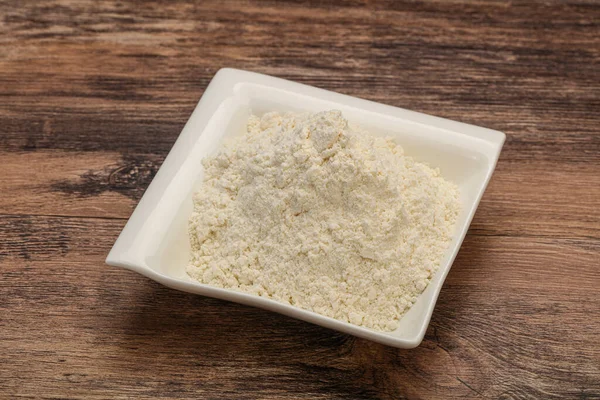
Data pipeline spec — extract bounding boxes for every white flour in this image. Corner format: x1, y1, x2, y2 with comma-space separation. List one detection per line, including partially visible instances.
187, 110, 460, 331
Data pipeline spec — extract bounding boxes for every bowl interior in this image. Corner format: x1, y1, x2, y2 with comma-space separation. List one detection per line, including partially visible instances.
142, 82, 492, 340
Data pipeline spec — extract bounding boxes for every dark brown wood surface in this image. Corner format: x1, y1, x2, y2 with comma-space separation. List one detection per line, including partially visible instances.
1, 1, 599, 399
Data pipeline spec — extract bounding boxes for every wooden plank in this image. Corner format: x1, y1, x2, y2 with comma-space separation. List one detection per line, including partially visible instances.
0, 151, 161, 219
1, 1, 599, 160
0, 216, 599, 398
473, 161, 600, 239
1, 151, 598, 239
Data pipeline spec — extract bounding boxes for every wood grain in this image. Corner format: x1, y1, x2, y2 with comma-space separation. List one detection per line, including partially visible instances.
1, 0, 599, 399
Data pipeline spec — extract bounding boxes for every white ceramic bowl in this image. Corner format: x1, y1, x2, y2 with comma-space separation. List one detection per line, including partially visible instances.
106, 68, 505, 348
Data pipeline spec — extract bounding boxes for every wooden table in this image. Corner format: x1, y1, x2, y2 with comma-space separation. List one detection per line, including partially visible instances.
2, 1, 599, 398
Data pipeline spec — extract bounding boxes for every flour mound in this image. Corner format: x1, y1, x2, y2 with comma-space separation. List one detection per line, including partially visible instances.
187, 110, 460, 331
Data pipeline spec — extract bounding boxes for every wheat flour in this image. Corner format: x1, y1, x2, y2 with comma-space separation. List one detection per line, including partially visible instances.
187, 110, 460, 331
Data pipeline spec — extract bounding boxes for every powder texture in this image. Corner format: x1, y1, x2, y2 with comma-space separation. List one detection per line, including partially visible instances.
187, 110, 460, 331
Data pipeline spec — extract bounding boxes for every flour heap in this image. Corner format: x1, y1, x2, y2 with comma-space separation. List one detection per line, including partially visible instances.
187, 110, 460, 331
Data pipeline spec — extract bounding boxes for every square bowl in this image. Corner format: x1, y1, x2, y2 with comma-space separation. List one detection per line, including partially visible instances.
106, 68, 505, 349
